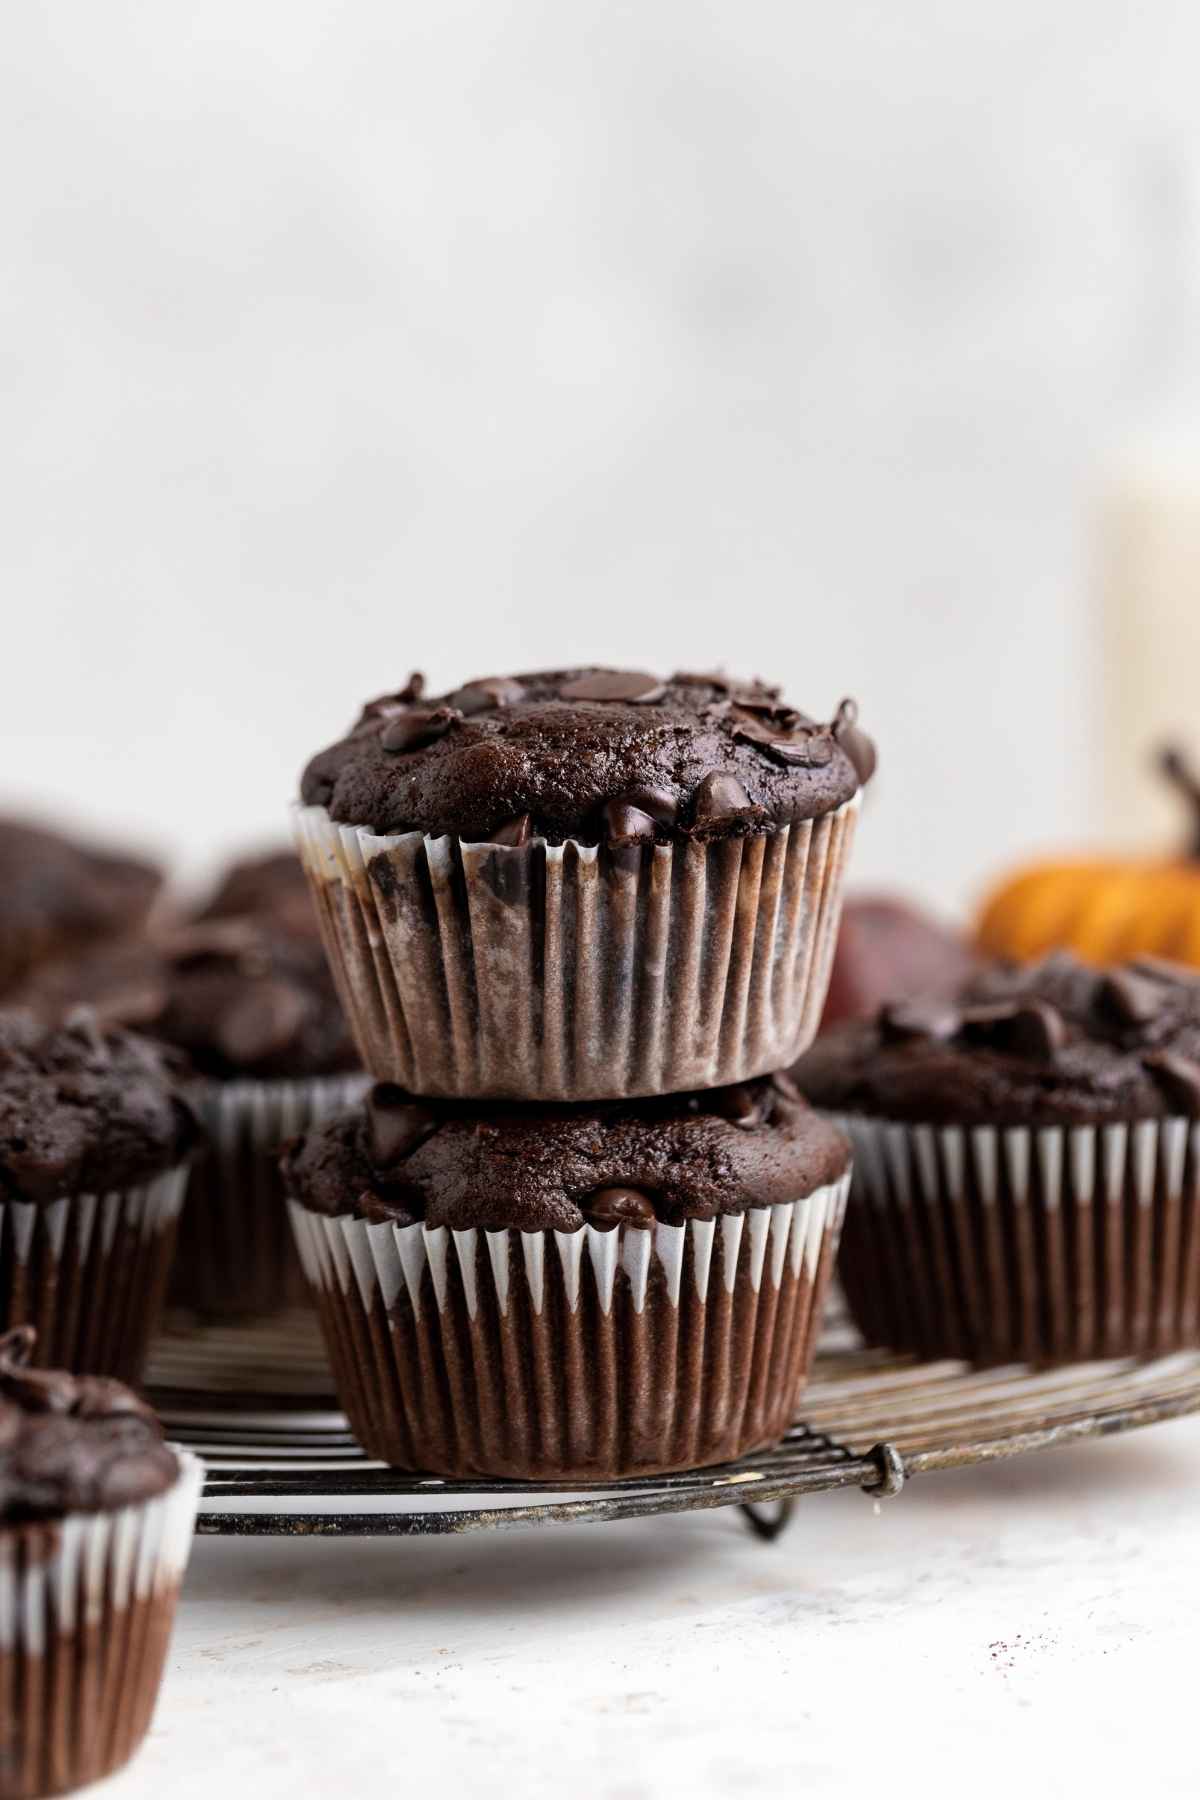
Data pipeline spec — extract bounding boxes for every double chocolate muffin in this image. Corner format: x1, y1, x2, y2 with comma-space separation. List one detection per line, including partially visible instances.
20, 917, 363, 1320
797, 952, 1200, 1365
194, 847, 319, 941
295, 668, 872, 1100
283, 1077, 851, 1477
0, 1011, 197, 1380
0, 1327, 201, 1798
0, 818, 161, 997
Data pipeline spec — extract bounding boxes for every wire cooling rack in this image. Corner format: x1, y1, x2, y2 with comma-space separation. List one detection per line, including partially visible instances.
144, 1306, 1200, 1542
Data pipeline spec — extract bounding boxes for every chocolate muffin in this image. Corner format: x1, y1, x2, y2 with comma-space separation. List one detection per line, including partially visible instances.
150, 919, 365, 1318
20, 922, 364, 1321
0, 1327, 201, 1798
295, 669, 873, 1100
795, 952, 1200, 1365
282, 1076, 851, 1477
0, 818, 161, 997
0, 1010, 197, 1380
195, 847, 318, 940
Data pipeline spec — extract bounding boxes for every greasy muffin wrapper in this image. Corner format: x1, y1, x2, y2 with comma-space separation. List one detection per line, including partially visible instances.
289, 1173, 850, 1479
0, 1169, 188, 1383
171, 1074, 368, 1320
294, 797, 859, 1100
0, 1452, 202, 1800
836, 1114, 1200, 1366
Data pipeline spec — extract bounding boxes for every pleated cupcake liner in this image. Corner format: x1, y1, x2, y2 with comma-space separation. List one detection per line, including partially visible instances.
0, 1452, 202, 1800
293, 796, 859, 1100
289, 1172, 850, 1478
169, 1072, 369, 1321
836, 1114, 1200, 1367
0, 1169, 189, 1384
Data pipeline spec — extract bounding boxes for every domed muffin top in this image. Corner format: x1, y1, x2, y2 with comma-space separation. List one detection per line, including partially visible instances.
795, 951, 1200, 1126
0, 1328, 179, 1523
195, 848, 318, 941
20, 919, 358, 1083
299, 669, 874, 843
0, 1009, 197, 1204
280, 1076, 850, 1233
0, 817, 162, 988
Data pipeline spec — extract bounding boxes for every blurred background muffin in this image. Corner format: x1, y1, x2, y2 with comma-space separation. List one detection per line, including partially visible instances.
0, 816, 162, 997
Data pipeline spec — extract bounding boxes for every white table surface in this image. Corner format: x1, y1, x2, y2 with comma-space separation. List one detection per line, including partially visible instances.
106, 1415, 1200, 1800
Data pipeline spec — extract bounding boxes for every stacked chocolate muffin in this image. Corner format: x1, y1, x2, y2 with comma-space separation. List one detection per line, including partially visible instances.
283, 668, 875, 1478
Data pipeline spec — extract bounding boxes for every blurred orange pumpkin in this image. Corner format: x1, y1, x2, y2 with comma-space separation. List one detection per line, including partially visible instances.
977, 748, 1200, 967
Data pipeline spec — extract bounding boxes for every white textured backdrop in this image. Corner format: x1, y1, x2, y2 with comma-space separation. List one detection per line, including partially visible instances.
4, 1, 1200, 909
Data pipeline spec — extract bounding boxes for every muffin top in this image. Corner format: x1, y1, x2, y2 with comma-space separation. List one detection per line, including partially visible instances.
195, 848, 318, 941
20, 919, 358, 1083
280, 1076, 851, 1233
0, 818, 161, 984
0, 1328, 179, 1524
795, 952, 1200, 1127
299, 669, 875, 843
0, 1010, 198, 1204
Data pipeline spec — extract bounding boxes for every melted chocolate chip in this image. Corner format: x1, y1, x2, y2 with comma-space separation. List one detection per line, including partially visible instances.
710, 1084, 769, 1128
558, 672, 666, 704
833, 698, 877, 785
601, 801, 657, 845
449, 677, 526, 715
1142, 1051, 1200, 1114
691, 771, 760, 827
620, 785, 678, 826
380, 707, 460, 754
583, 1186, 657, 1230
366, 1086, 438, 1166
490, 813, 533, 847
673, 670, 735, 693
363, 672, 426, 717
1099, 970, 1163, 1030
959, 1000, 1067, 1059
880, 1000, 962, 1043
732, 712, 835, 768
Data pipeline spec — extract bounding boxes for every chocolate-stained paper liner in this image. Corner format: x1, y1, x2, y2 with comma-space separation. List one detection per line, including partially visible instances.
293, 796, 859, 1100
836, 1115, 1200, 1366
0, 1169, 188, 1384
170, 1073, 368, 1320
0, 1452, 202, 1800
290, 1173, 849, 1478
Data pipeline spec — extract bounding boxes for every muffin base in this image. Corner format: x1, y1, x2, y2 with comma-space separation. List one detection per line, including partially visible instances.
294, 797, 859, 1100
290, 1175, 849, 1479
0, 1170, 188, 1383
170, 1074, 368, 1320
838, 1115, 1200, 1366
0, 1453, 202, 1800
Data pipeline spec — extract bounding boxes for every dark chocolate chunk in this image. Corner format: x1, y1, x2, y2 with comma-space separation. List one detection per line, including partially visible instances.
710, 1084, 768, 1128
959, 1000, 1067, 1059
1142, 1051, 1200, 1114
366, 1086, 438, 1167
558, 671, 666, 704
620, 785, 679, 826
380, 707, 460, 753
833, 698, 877, 785
583, 1187, 658, 1230
732, 713, 836, 768
601, 801, 657, 845
1099, 970, 1163, 1030
449, 677, 526, 715
490, 813, 534, 847
691, 771, 759, 827
362, 672, 426, 718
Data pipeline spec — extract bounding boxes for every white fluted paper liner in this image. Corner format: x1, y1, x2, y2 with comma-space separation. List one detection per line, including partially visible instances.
290, 1172, 850, 1478
293, 795, 859, 1099
836, 1114, 1200, 1365
0, 1167, 189, 1382
0, 1453, 202, 1799
172, 1072, 369, 1319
